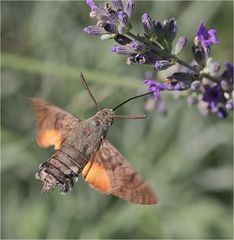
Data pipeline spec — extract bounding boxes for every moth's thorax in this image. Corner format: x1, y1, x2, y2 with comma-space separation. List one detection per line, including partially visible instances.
94, 108, 114, 127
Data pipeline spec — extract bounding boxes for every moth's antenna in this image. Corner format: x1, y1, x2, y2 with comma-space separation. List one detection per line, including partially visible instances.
80, 72, 101, 111
113, 91, 154, 111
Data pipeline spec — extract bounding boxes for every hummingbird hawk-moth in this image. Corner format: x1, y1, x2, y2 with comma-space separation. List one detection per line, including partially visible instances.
30, 73, 157, 204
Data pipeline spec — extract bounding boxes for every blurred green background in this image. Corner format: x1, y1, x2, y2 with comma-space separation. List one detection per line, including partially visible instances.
1, 1, 233, 239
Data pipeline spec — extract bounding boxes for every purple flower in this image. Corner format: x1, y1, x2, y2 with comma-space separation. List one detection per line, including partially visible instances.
202, 85, 223, 110
144, 80, 173, 100
196, 20, 220, 48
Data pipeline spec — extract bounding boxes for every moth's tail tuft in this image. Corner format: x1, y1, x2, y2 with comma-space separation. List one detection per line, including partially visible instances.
35, 162, 77, 193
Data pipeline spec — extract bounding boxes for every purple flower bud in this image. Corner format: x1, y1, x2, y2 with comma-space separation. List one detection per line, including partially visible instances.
209, 61, 221, 74
226, 99, 233, 110
111, 45, 134, 55
191, 80, 201, 91
130, 41, 145, 51
174, 81, 191, 91
124, 0, 135, 18
153, 20, 164, 42
220, 79, 229, 91
217, 107, 228, 119
112, 0, 124, 11
154, 60, 173, 70
164, 18, 178, 42
118, 11, 129, 27
144, 80, 163, 100
174, 36, 187, 55
197, 20, 220, 48
142, 13, 154, 37
114, 34, 132, 45
83, 26, 108, 36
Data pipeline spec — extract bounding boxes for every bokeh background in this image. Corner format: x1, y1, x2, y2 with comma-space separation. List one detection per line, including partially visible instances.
1, 1, 233, 239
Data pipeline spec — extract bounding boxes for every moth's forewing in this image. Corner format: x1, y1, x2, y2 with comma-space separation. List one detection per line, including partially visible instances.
83, 140, 157, 205
30, 98, 80, 149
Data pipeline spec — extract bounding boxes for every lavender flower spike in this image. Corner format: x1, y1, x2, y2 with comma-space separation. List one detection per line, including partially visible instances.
197, 20, 220, 48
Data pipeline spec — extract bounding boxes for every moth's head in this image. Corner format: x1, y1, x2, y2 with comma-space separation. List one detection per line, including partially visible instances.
95, 108, 114, 126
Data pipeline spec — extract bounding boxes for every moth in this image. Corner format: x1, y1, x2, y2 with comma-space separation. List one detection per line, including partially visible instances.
30, 73, 157, 205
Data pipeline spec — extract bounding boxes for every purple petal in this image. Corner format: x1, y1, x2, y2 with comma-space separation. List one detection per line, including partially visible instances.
196, 20, 220, 47
208, 29, 220, 44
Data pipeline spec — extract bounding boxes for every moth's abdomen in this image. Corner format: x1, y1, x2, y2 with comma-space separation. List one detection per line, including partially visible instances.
36, 144, 89, 193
